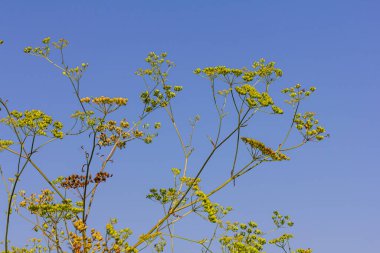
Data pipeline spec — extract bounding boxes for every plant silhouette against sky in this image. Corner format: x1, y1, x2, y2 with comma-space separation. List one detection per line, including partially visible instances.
0, 38, 327, 253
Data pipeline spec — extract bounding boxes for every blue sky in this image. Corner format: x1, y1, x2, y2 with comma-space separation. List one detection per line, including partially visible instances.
0, 1, 379, 252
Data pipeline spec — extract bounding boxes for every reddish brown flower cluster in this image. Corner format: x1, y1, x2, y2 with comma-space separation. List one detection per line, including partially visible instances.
60, 172, 113, 189
93, 171, 112, 183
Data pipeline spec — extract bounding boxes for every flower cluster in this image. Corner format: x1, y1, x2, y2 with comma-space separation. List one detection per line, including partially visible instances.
296, 248, 313, 253
139, 85, 183, 112
0, 238, 48, 253
146, 188, 178, 205
23, 37, 51, 57
241, 137, 289, 161
219, 220, 266, 253
80, 96, 128, 115
146, 168, 184, 206
60, 171, 112, 189
82, 96, 128, 106
153, 238, 167, 253
193, 62, 285, 116
105, 218, 136, 253
252, 58, 283, 80
52, 38, 69, 50
24, 37, 89, 85
267, 211, 313, 252
294, 112, 327, 141
217, 87, 233, 96
93, 171, 112, 183
135, 52, 174, 80
70, 110, 101, 134
268, 233, 293, 247
193, 66, 244, 80
235, 84, 283, 113
136, 52, 182, 112
71, 110, 95, 122
88, 229, 104, 252
18, 189, 82, 220
194, 59, 282, 82
180, 176, 201, 188
60, 174, 88, 189
0, 109, 64, 139
91, 228, 103, 241
69, 231, 92, 253
68, 219, 136, 253
194, 58, 282, 85
194, 189, 220, 223
282, 83, 316, 105
66, 218, 138, 253
73, 97, 159, 147
272, 210, 294, 228
24, 37, 69, 57
180, 176, 221, 223
171, 167, 181, 176
94, 119, 155, 148
0, 139, 14, 151
62, 62, 89, 80
73, 219, 88, 232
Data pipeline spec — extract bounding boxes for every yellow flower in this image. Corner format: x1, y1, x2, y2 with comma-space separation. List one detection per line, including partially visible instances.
80, 97, 91, 103
42, 37, 51, 44
73, 219, 87, 232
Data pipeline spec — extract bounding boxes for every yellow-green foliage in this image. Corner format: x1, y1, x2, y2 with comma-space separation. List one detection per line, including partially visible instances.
0, 110, 64, 138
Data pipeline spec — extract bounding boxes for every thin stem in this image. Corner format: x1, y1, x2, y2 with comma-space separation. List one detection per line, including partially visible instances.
165, 106, 187, 156
0, 166, 10, 195
211, 80, 224, 145
5, 134, 36, 253
278, 101, 300, 151
160, 233, 213, 253
82, 132, 97, 222
205, 223, 219, 252
280, 140, 306, 152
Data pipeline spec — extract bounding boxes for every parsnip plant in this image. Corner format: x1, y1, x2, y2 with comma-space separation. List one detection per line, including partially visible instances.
0, 38, 327, 253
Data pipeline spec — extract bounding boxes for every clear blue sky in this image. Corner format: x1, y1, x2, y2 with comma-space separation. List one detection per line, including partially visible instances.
1, 1, 379, 252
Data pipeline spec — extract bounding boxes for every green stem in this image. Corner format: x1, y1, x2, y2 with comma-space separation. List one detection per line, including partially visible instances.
4, 134, 36, 253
